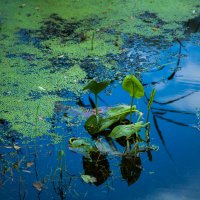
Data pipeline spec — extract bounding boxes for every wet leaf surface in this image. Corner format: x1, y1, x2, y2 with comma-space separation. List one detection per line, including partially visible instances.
109, 122, 145, 139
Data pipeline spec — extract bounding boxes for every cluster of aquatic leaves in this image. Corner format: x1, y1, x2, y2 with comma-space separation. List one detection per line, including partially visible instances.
81, 75, 155, 153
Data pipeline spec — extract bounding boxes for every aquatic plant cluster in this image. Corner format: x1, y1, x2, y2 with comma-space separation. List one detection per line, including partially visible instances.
67, 75, 157, 186
70, 75, 157, 157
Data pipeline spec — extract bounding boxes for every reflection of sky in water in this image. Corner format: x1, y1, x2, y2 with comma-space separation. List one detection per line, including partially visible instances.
143, 43, 200, 112
138, 172, 200, 200
135, 41, 200, 200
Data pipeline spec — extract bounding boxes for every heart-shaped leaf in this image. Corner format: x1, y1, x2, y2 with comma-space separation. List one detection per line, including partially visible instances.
83, 80, 110, 95
109, 122, 144, 139
84, 115, 100, 134
122, 75, 144, 98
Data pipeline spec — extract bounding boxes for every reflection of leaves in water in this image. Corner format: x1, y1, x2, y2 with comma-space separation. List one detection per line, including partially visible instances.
82, 151, 110, 186
120, 155, 142, 186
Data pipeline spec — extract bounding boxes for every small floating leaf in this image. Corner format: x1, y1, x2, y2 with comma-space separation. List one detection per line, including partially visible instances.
83, 80, 110, 95
13, 144, 21, 150
81, 175, 97, 184
69, 137, 93, 150
122, 75, 144, 98
27, 162, 34, 168
33, 181, 43, 191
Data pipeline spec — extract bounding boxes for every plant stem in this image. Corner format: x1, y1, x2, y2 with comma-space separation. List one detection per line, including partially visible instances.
95, 94, 99, 123
91, 31, 94, 50
146, 109, 150, 124
130, 96, 134, 123
125, 139, 130, 153
145, 109, 151, 142
95, 94, 98, 116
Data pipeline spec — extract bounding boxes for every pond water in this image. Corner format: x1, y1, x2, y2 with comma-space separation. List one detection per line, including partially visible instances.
1, 1, 200, 200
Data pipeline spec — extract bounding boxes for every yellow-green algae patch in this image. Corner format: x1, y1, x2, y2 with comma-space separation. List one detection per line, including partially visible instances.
0, 0, 199, 139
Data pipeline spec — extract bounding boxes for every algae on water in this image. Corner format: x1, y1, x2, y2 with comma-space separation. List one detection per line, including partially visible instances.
0, 0, 199, 139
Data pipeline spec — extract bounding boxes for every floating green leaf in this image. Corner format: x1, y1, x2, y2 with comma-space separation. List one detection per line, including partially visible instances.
122, 75, 144, 98
69, 137, 93, 149
109, 122, 145, 139
81, 175, 97, 184
83, 80, 110, 95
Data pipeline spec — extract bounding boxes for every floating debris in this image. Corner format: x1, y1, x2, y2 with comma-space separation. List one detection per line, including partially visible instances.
33, 181, 43, 191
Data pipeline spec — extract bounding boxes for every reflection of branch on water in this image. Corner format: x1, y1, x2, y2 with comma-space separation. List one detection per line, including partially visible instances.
144, 93, 173, 161
155, 115, 190, 127
152, 115, 165, 145
153, 91, 196, 105
88, 95, 96, 109
144, 40, 185, 87
153, 116, 174, 161
77, 93, 109, 110
151, 107, 194, 115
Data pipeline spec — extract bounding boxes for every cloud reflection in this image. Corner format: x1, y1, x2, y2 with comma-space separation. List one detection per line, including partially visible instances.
138, 172, 200, 200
